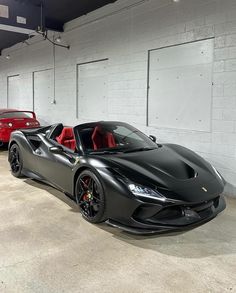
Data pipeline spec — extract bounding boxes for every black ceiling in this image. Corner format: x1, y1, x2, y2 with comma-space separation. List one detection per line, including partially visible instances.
0, 30, 28, 51
0, 0, 117, 53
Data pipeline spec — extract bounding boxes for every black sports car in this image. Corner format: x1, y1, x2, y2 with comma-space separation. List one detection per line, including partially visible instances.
8, 121, 226, 234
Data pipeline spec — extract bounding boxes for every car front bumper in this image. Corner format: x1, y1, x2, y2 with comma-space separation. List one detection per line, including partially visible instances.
106, 195, 226, 235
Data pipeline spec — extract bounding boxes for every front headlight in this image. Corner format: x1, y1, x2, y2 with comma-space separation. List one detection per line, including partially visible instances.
128, 183, 166, 202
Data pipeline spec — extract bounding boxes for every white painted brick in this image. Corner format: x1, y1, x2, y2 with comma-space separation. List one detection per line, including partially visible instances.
212, 133, 236, 144
224, 83, 236, 96
214, 48, 228, 61
205, 12, 227, 26
203, 155, 236, 182
185, 17, 205, 32
226, 33, 236, 47
213, 84, 224, 97
212, 120, 235, 132
213, 71, 236, 84
193, 25, 214, 40
214, 36, 226, 49
209, 144, 236, 157
225, 59, 236, 71
215, 20, 236, 36
228, 46, 236, 59
212, 109, 223, 120
222, 109, 236, 121
213, 61, 225, 73
213, 97, 236, 109
224, 181, 236, 197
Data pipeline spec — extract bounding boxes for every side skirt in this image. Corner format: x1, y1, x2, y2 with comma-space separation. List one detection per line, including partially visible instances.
22, 168, 76, 202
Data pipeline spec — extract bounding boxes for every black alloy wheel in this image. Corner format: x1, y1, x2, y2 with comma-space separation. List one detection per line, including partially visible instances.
76, 170, 106, 223
9, 144, 23, 178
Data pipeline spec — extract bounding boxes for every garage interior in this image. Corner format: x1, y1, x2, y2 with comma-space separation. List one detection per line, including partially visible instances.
0, 0, 236, 292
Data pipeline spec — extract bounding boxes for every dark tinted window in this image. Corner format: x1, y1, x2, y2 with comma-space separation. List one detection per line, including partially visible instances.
0, 112, 33, 119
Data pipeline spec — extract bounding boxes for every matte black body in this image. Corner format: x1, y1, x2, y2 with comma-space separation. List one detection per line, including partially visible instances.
8, 122, 226, 234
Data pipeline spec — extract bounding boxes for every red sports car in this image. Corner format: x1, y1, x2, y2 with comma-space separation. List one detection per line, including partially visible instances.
0, 109, 40, 145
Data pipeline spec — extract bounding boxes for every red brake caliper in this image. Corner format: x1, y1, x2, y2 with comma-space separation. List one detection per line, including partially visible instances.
83, 177, 92, 201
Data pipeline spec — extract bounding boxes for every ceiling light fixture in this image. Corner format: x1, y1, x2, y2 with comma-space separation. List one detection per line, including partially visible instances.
5, 54, 10, 59
173, 0, 180, 2
56, 36, 61, 43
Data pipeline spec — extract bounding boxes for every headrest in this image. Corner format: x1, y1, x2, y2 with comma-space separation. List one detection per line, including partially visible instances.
92, 125, 103, 136
61, 127, 74, 140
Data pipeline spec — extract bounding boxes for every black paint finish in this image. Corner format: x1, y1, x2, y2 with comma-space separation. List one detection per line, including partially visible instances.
8, 122, 226, 234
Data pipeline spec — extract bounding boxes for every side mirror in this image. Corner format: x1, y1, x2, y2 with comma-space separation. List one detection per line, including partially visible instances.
49, 145, 64, 154
149, 135, 157, 143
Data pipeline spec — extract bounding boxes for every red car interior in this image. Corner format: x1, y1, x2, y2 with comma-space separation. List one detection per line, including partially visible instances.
56, 127, 76, 150
92, 126, 116, 150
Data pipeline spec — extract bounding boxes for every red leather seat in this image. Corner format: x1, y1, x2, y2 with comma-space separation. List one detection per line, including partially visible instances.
56, 127, 76, 151
92, 126, 116, 150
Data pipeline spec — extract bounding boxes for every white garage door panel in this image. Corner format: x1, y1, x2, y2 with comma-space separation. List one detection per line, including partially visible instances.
8, 75, 21, 109
78, 60, 108, 121
149, 65, 212, 131
33, 69, 53, 125
148, 39, 213, 132
150, 39, 213, 70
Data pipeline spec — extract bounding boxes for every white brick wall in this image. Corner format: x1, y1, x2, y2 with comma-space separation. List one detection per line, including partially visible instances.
0, 0, 236, 196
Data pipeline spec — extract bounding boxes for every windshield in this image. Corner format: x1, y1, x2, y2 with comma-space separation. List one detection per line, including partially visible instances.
0, 111, 34, 119
78, 122, 158, 154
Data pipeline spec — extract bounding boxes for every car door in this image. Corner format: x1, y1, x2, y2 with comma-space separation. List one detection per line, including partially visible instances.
35, 133, 80, 195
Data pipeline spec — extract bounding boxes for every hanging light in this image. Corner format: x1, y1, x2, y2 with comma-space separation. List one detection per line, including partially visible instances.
56, 36, 61, 43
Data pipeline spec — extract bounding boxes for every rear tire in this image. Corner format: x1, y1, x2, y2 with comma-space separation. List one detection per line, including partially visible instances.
75, 170, 106, 223
9, 143, 23, 178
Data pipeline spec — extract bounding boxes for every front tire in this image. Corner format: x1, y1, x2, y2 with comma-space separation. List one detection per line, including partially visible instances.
9, 143, 23, 178
75, 170, 106, 223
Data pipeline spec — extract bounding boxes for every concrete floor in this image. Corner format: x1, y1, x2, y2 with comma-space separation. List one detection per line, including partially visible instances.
0, 150, 235, 293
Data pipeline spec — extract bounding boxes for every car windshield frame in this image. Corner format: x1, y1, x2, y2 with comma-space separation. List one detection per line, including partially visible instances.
74, 121, 158, 155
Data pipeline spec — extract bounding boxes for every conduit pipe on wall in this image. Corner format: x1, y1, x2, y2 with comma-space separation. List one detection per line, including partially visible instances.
52, 36, 56, 105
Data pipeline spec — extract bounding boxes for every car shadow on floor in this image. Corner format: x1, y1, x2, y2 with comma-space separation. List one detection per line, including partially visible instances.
23, 178, 79, 213
22, 178, 236, 259
96, 198, 236, 259
0, 144, 8, 152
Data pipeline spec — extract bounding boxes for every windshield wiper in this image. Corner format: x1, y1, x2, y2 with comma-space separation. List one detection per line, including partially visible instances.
123, 147, 156, 154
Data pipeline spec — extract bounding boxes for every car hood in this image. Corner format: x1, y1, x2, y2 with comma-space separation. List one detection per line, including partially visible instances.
105, 144, 225, 203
